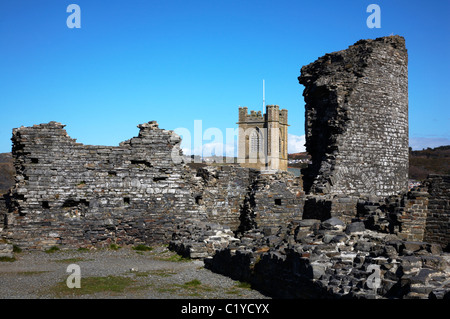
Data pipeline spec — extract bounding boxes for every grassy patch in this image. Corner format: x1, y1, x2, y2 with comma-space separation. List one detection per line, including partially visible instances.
154, 279, 214, 297
182, 279, 202, 287
177, 279, 214, 296
225, 281, 253, 296
45, 246, 60, 254
13, 245, 22, 253
108, 244, 121, 251
132, 244, 153, 252
235, 281, 252, 289
0, 256, 16, 262
49, 275, 136, 296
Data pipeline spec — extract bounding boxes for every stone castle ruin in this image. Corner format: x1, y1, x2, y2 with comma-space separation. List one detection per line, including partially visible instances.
1, 35, 449, 299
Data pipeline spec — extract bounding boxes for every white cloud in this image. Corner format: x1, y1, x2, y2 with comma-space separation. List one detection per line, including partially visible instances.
288, 134, 306, 153
409, 137, 450, 150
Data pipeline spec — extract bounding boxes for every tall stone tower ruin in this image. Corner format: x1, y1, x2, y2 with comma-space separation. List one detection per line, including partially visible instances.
298, 35, 409, 197
237, 105, 288, 171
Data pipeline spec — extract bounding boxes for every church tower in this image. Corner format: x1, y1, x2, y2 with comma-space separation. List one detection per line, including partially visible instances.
237, 105, 288, 171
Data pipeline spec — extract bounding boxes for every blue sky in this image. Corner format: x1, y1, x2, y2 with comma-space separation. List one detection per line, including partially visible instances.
0, 0, 449, 155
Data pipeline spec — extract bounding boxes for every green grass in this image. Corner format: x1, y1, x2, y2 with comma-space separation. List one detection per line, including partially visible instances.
49, 275, 136, 296
178, 279, 214, 296
235, 281, 252, 289
0, 256, 16, 262
182, 279, 202, 287
13, 245, 22, 253
108, 244, 121, 251
225, 281, 253, 296
155, 279, 215, 297
132, 244, 153, 252
45, 246, 60, 254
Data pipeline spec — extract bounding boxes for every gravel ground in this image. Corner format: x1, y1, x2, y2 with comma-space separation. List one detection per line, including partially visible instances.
0, 245, 270, 299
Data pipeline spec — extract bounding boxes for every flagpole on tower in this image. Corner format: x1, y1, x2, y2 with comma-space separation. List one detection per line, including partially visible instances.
262, 79, 265, 113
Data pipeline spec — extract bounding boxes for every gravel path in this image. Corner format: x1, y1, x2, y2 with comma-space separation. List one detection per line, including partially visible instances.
0, 245, 270, 299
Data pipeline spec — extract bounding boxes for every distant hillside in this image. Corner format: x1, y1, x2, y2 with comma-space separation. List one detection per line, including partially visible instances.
409, 145, 450, 180
0, 153, 14, 194
288, 152, 310, 160
288, 146, 449, 181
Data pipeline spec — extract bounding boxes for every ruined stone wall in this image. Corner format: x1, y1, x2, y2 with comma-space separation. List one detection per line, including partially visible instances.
2, 121, 306, 250
188, 165, 304, 233
188, 165, 252, 231
244, 171, 304, 234
424, 175, 450, 251
303, 195, 359, 224
4, 121, 202, 249
355, 175, 449, 250
299, 35, 409, 197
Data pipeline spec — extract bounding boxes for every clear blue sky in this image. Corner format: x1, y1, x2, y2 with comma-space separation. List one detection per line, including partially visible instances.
0, 0, 449, 154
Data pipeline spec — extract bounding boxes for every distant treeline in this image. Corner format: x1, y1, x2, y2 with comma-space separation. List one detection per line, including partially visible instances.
409, 145, 450, 180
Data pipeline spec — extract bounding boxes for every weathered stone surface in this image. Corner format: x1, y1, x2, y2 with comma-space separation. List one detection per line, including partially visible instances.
299, 35, 409, 197
345, 221, 365, 234
201, 218, 450, 299
423, 175, 450, 251
0, 242, 13, 258
321, 217, 346, 231
3, 121, 203, 249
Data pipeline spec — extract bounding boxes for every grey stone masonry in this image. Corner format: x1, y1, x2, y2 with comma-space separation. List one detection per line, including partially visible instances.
4, 121, 202, 250
299, 35, 409, 197
423, 175, 450, 251
187, 165, 304, 234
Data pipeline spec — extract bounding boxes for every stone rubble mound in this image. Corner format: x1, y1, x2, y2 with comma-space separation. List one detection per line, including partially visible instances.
169, 217, 450, 299
169, 219, 240, 259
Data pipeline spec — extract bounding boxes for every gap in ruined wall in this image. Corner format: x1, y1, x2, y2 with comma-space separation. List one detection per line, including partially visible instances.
62, 198, 89, 208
